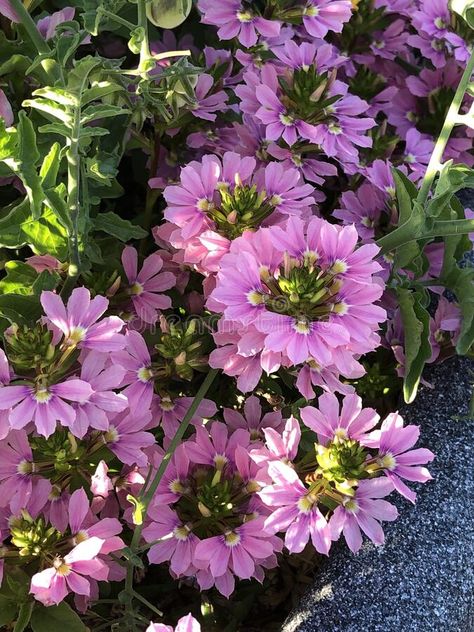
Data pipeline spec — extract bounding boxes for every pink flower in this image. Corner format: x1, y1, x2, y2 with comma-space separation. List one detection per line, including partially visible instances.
143, 505, 200, 576
30, 537, 108, 605
260, 461, 332, 554
0, 378, 93, 438
113, 331, 155, 412
25, 254, 62, 273
329, 478, 398, 553
0, 88, 13, 126
250, 415, 301, 477
122, 247, 175, 325
194, 517, 279, 580
105, 410, 156, 466
68, 351, 128, 438
209, 217, 385, 374
191, 73, 228, 122
37, 7, 75, 39
428, 297, 461, 363
334, 182, 387, 241
302, 0, 352, 39
223, 395, 284, 440
152, 395, 217, 437
147, 614, 201, 632
198, 0, 281, 47
0, 430, 50, 513
366, 413, 434, 503
67, 488, 124, 554
186, 421, 250, 468
301, 393, 380, 446
41, 287, 125, 351
0, 1, 20, 22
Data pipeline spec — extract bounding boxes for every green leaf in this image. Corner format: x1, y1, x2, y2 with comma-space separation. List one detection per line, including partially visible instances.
0, 595, 17, 626
30, 602, 87, 632
0, 118, 17, 160
450, 0, 474, 28
23, 98, 72, 125
13, 601, 34, 632
392, 169, 423, 270
45, 186, 74, 232
129, 27, 145, 54
17, 111, 45, 219
33, 87, 78, 108
40, 142, 62, 189
81, 104, 130, 124
397, 287, 432, 403
92, 211, 148, 241
0, 294, 42, 325
0, 261, 37, 295
0, 198, 68, 259
82, 80, 126, 106
450, 267, 474, 355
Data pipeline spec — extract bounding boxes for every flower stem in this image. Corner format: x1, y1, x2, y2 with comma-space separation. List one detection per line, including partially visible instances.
137, 0, 151, 72
417, 47, 474, 205
123, 368, 219, 612
8, 0, 58, 83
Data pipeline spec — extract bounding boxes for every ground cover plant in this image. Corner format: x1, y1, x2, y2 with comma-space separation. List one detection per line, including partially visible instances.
0, 0, 473, 630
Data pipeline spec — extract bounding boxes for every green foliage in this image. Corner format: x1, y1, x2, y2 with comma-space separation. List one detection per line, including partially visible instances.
396, 287, 432, 403
30, 602, 87, 632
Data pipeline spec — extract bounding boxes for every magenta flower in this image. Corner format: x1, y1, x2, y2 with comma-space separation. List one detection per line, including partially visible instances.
209, 217, 385, 373
41, 288, 125, 351
152, 395, 217, 437
366, 413, 434, 503
0, 88, 13, 127
198, 0, 281, 47
0, 378, 93, 438
250, 415, 301, 478
191, 73, 228, 122
428, 297, 461, 363
301, 393, 380, 446
0, 430, 50, 513
122, 247, 175, 325
0, 1, 20, 22
403, 129, 434, 181
186, 421, 250, 468
301, 0, 352, 38
67, 488, 124, 554
37, 7, 75, 39
69, 351, 127, 438
296, 363, 360, 400
194, 517, 279, 580
260, 461, 332, 554
30, 537, 108, 605
334, 182, 386, 240
114, 331, 154, 412
143, 505, 200, 576
224, 395, 284, 440
147, 614, 201, 632
105, 410, 156, 466
329, 478, 398, 553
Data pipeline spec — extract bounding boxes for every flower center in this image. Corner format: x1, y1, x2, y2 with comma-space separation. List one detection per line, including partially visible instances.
34, 387, 52, 403
130, 282, 144, 296
297, 492, 317, 513
304, 5, 319, 17
247, 290, 265, 306
236, 10, 253, 23
68, 326, 86, 344
17, 459, 34, 475
344, 498, 359, 513
279, 112, 295, 126
224, 530, 241, 546
53, 557, 71, 576
434, 16, 448, 29
137, 366, 153, 383
173, 524, 192, 541
159, 397, 175, 411
377, 452, 397, 471
73, 529, 89, 545
104, 426, 119, 443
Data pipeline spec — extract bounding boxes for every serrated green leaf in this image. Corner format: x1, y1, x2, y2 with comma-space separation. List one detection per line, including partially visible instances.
0, 54, 31, 77
129, 27, 145, 54
23, 98, 72, 124
0, 198, 68, 259
17, 111, 44, 219
0, 118, 17, 160
38, 122, 71, 138
45, 186, 73, 232
81, 103, 130, 124
397, 287, 432, 403
82, 81, 126, 105
92, 211, 148, 240
449, 267, 474, 355
33, 87, 78, 107
0, 261, 37, 295
30, 602, 87, 632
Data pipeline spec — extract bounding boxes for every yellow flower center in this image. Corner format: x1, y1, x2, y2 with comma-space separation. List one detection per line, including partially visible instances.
34, 388, 52, 403
224, 530, 241, 546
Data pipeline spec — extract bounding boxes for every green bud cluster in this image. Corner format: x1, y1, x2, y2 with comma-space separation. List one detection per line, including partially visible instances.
9, 511, 61, 559
5, 323, 56, 375
316, 438, 369, 487
208, 180, 275, 239
155, 318, 211, 381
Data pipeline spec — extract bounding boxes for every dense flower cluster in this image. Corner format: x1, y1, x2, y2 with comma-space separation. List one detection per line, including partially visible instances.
0, 0, 471, 630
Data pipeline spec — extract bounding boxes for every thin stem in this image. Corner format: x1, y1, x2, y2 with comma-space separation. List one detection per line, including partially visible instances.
98, 9, 136, 31
131, 589, 163, 617
123, 368, 219, 611
137, 0, 151, 72
9, 0, 50, 55
417, 48, 474, 205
